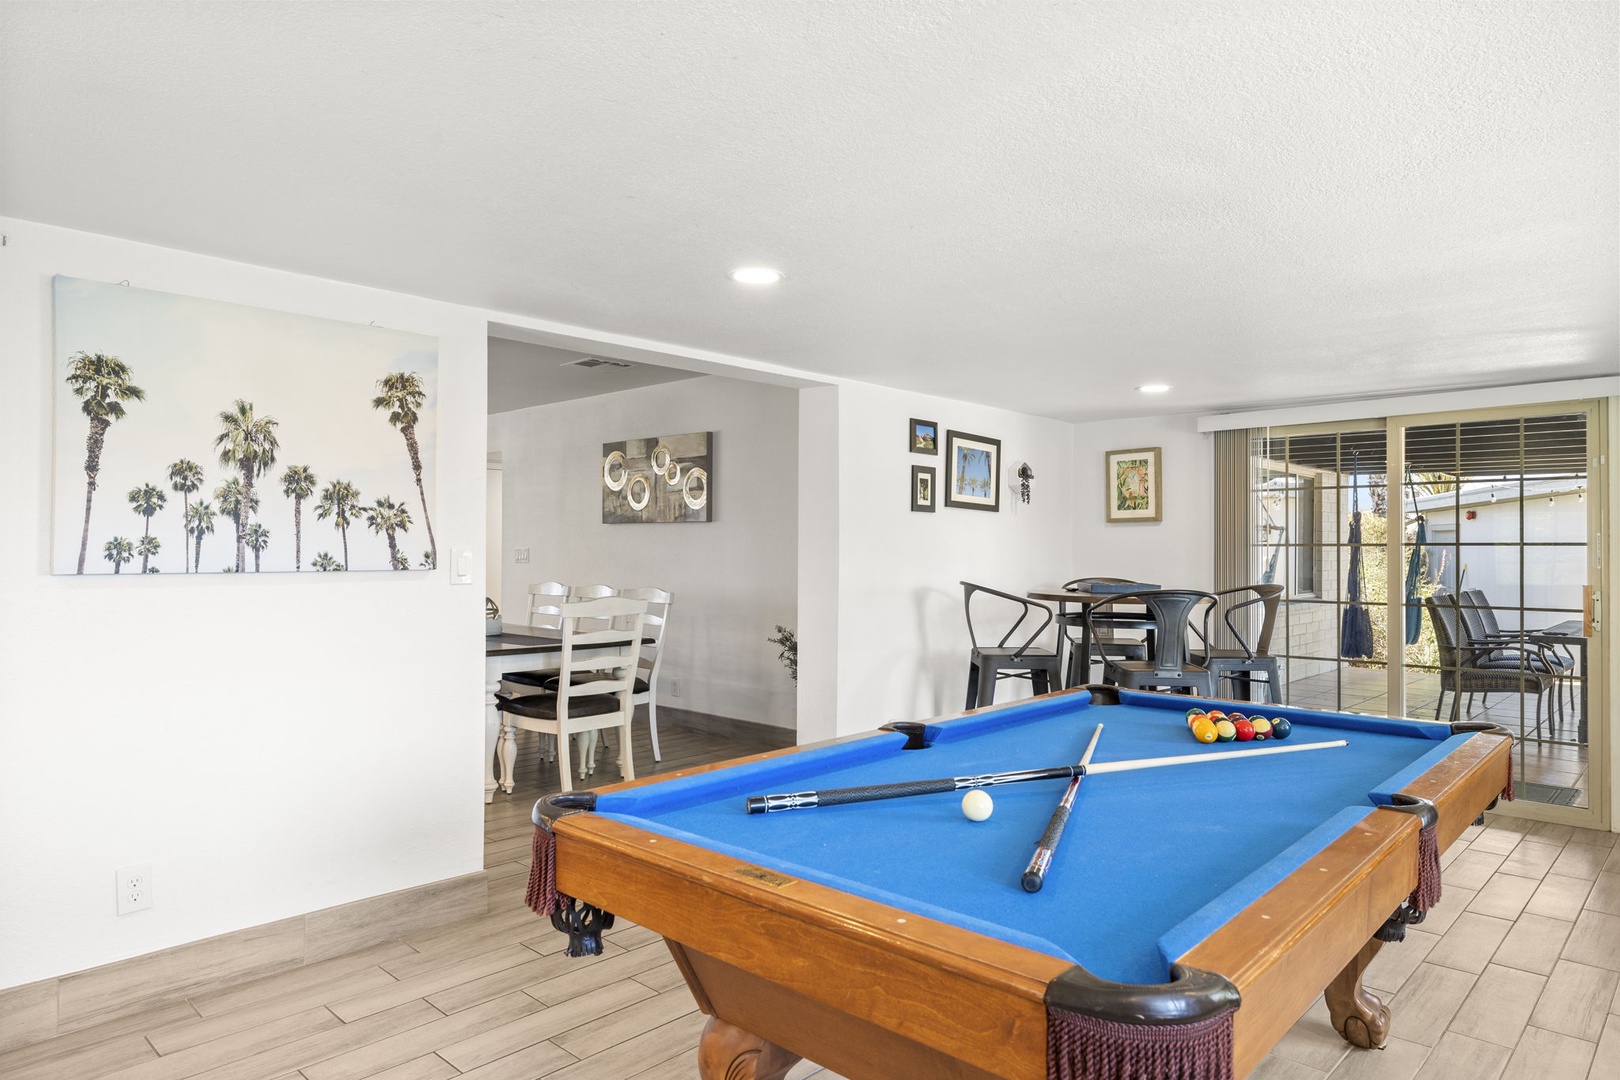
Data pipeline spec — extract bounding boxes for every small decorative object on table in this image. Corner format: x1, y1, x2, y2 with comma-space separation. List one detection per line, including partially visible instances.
485, 596, 503, 636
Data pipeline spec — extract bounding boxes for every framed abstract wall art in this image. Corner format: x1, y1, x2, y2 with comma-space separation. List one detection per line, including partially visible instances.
52, 276, 439, 575
603, 431, 713, 523
943, 429, 1000, 512
1105, 446, 1162, 522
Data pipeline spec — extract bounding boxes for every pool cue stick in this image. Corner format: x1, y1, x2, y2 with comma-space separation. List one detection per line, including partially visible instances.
1020, 723, 1103, 893
743, 738, 1347, 813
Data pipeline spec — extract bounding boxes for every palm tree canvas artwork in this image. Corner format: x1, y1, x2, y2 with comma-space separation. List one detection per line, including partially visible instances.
52, 276, 439, 575
943, 429, 1002, 512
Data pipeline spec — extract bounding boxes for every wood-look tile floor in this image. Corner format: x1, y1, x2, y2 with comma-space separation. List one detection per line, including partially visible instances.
6, 718, 1619, 1080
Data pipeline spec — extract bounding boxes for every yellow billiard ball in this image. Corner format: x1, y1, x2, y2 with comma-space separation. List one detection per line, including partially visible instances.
1190, 718, 1218, 743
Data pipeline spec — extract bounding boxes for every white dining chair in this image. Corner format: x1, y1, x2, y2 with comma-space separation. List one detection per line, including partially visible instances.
619, 587, 672, 761
494, 595, 648, 792
526, 581, 570, 629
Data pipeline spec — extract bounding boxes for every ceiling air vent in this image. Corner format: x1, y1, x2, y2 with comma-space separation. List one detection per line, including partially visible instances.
564, 356, 633, 370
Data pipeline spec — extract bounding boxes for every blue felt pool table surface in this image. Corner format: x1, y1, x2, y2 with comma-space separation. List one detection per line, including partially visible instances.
587, 688, 1468, 985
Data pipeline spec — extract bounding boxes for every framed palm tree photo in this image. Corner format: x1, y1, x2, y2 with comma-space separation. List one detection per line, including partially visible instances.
1105, 446, 1162, 522
943, 430, 1001, 512
51, 275, 440, 576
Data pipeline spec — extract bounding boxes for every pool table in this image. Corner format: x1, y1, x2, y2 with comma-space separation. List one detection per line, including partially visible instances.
528, 686, 1512, 1080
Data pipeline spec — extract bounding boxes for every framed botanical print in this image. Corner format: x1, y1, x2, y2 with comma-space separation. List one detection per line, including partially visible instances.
909, 418, 939, 454
1105, 446, 1161, 522
944, 430, 1000, 512
910, 465, 936, 512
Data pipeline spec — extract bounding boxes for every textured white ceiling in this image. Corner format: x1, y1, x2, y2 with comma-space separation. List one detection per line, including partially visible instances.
2, 1, 1614, 421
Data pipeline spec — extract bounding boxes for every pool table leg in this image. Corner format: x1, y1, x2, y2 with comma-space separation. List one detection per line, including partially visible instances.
698, 1016, 802, 1080
1325, 936, 1391, 1050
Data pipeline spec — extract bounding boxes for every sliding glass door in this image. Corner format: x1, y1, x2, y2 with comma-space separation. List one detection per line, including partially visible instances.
1249, 401, 1606, 823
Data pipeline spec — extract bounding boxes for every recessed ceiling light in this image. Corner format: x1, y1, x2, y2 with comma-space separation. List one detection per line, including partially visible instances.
1137, 383, 1171, 394
730, 267, 783, 285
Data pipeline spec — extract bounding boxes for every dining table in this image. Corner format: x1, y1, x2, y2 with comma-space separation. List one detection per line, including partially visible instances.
483, 626, 651, 802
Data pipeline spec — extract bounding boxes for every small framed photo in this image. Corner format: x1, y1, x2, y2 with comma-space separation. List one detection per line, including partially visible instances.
910, 465, 936, 512
944, 430, 1001, 512
1105, 446, 1162, 522
909, 418, 939, 454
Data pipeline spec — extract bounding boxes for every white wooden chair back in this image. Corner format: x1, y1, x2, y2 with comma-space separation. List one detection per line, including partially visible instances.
617, 587, 672, 760
527, 581, 569, 629
569, 583, 619, 631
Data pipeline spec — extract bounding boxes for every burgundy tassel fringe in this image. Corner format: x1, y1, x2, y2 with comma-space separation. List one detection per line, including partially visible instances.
1408, 821, 1442, 912
525, 824, 560, 916
1048, 1004, 1235, 1080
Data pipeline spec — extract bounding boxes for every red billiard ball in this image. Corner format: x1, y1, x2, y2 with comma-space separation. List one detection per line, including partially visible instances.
1233, 718, 1255, 741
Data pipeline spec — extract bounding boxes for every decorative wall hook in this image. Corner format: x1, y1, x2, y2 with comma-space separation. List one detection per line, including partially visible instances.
1016, 462, 1034, 504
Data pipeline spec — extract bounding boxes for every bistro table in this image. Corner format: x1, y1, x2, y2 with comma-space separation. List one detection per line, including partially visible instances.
1530, 619, 1590, 744
484, 627, 652, 802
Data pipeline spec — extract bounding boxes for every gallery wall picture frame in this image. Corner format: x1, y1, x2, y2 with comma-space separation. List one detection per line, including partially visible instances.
910, 465, 936, 512
943, 429, 1001, 512
1105, 446, 1162, 522
909, 418, 939, 454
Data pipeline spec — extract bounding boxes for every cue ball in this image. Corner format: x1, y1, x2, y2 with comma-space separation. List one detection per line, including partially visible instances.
962, 790, 994, 821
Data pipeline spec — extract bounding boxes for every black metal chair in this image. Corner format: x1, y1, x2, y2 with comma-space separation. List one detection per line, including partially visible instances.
1425, 591, 1560, 736
1191, 584, 1284, 703
962, 581, 1062, 709
1087, 589, 1217, 696
1055, 576, 1152, 687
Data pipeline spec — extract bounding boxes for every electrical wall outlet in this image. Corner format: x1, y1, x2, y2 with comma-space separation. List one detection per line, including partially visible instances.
116, 862, 153, 915
669, 678, 680, 698
514, 548, 530, 564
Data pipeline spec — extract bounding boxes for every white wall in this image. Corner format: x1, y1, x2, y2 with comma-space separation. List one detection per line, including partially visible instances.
489, 377, 798, 727
0, 220, 489, 988
1070, 413, 1216, 591
801, 383, 1076, 740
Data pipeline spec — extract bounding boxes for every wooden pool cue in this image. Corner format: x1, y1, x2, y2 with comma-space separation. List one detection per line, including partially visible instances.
1021, 723, 1104, 893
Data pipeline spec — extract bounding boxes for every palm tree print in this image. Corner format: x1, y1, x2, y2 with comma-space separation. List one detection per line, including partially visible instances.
365, 495, 412, 570
65, 352, 145, 574
312, 551, 344, 572
280, 464, 317, 571
372, 372, 436, 569
167, 459, 204, 572
245, 522, 271, 572
103, 536, 134, 573
315, 479, 362, 569
126, 482, 167, 573
136, 534, 161, 571
186, 500, 216, 573
214, 399, 279, 572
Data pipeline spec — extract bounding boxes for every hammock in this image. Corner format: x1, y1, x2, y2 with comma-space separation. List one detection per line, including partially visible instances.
1340, 452, 1374, 659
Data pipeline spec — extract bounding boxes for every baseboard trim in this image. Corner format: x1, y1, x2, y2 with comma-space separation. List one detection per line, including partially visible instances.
0, 870, 488, 1053
660, 705, 796, 745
